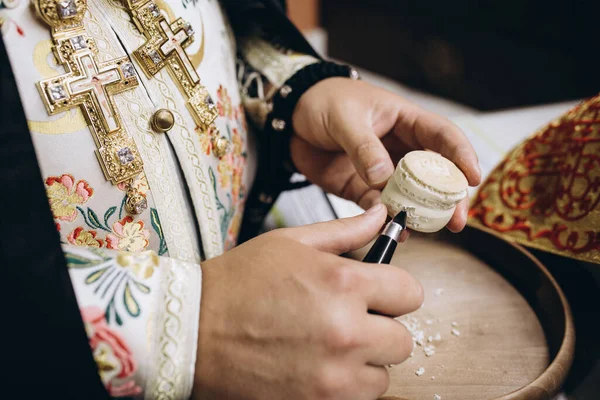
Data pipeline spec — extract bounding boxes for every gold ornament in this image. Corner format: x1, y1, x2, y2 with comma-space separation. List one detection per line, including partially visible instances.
124, 180, 148, 215
122, 0, 218, 130
151, 108, 175, 133
212, 135, 230, 158
34, 0, 144, 185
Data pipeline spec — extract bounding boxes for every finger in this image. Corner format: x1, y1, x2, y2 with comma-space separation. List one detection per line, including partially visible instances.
394, 104, 481, 186
446, 196, 470, 233
398, 229, 410, 243
281, 203, 388, 254
361, 315, 413, 367
355, 262, 424, 317
291, 136, 380, 209
356, 365, 390, 400
331, 110, 395, 188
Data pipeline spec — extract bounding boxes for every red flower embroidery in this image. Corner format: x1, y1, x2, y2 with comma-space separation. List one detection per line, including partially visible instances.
81, 307, 141, 397
45, 174, 93, 222
217, 85, 233, 119
106, 216, 150, 252
68, 227, 105, 248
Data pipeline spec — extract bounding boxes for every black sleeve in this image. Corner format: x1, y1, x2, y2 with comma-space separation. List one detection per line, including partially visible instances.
220, 0, 320, 58
0, 35, 109, 399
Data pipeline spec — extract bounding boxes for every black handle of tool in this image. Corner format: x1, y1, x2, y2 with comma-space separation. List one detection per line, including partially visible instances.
362, 235, 397, 264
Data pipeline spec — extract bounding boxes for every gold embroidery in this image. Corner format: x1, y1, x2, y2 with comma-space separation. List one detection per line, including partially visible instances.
34, 0, 144, 186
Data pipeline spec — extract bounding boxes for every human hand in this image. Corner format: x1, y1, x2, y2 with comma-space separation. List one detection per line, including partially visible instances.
192, 204, 423, 400
291, 78, 481, 232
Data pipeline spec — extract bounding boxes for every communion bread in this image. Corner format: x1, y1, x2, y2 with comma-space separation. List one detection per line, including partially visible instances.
381, 150, 468, 233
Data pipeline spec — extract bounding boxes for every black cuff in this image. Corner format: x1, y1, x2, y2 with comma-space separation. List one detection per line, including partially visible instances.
239, 61, 360, 244
267, 61, 361, 177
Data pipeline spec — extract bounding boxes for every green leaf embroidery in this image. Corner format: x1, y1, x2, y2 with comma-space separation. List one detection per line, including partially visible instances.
104, 206, 117, 228
85, 267, 110, 284
65, 253, 106, 268
133, 280, 151, 294
209, 167, 225, 211
77, 206, 92, 228
209, 167, 218, 192
105, 302, 111, 325
102, 271, 123, 298
87, 209, 103, 230
123, 283, 141, 317
115, 309, 123, 326
150, 208, 169, 256
159, 240, 168, 256
94, 269, 116, 295
150, 208, 164, 240
119, 195, 127, 219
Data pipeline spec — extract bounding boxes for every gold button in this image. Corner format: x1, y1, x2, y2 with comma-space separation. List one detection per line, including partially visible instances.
151, 109, 175, 133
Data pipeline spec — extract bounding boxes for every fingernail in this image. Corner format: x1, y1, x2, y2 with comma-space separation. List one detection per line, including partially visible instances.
366, 163, 391, 185
365, 203, 384, 215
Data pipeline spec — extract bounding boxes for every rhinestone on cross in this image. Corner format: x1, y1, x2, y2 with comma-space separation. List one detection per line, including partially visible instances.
37, 34, 143, 184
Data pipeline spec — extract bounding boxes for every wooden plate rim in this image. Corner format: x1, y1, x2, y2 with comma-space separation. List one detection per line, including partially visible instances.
381, 224, 575, 400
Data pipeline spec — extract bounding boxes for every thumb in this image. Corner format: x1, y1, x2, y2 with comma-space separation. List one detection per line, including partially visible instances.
281, 204, 388, 254
334, 114, 395, 189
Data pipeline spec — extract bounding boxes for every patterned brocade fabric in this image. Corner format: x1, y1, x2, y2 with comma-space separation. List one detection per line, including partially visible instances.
1, 0, 320, 397
64, 244, 202, 399
469, 94, 600, 264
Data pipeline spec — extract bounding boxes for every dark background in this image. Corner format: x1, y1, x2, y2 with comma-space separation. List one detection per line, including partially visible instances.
322, 0, 600, 111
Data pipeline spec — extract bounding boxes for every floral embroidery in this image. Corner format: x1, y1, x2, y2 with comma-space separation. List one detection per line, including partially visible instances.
107, 216, 150, 253
45, 174, 93, 222
217, 85, 233, 119
196, 125, 218, 156
212, 96, 248, 249
45, 171, 168, 256
68, 227, 104, 248
81, 306, 142, 397
73, 203, 166, 256
227, 211, 243, 248
217, 155, 233, 187
66, 248, 156, 325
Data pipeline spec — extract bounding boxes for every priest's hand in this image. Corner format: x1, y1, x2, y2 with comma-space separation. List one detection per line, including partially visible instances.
291, 77, 481, 233
192, 204, 423, 400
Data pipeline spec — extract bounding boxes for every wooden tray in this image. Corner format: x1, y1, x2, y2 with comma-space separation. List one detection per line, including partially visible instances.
350, 225, 575, 400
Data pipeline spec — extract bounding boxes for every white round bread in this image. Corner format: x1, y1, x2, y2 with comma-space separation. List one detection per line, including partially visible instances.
381, 150, 468, 233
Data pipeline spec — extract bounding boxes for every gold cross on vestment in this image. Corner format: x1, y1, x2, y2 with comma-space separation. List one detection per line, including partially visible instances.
126, 0, 218, 129
35, 0, 144, 185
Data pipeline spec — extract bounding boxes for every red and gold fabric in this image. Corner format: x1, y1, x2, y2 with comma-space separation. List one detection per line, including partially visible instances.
469, 94, 600, 264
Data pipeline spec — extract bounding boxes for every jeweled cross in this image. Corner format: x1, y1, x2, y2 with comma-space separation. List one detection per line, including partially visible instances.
38, 35, 143, 184
69, 54, 123, 133
130, 1, 217, 128
158, 20, 199, 84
